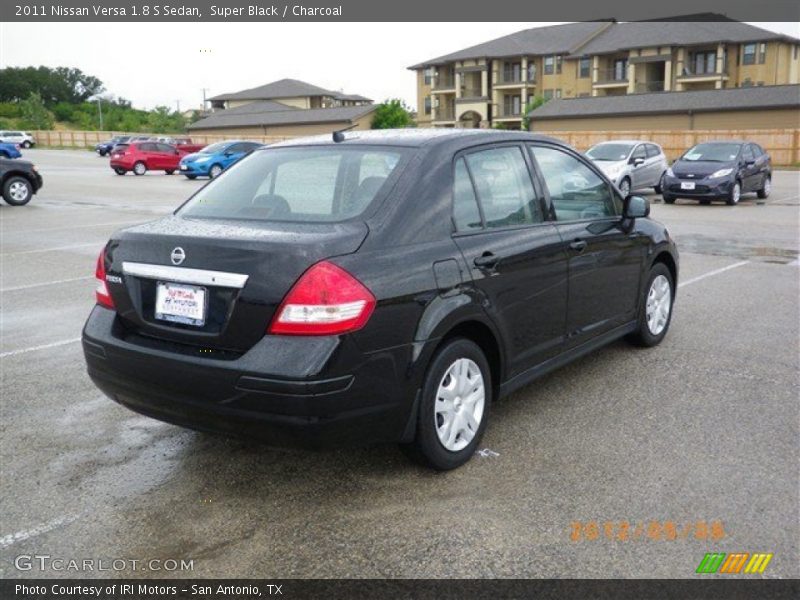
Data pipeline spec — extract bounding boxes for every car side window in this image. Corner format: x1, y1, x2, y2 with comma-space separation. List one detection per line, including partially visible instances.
157, 143, 175, 153
743, 145, 755, 162
749, 144, 762, 158
645, 144, 660, 158
464, 146, 540, 229
530, 145, 618, 221
452, 157, 483, 232
140, 143, 156, 152
632, 145, 646, 160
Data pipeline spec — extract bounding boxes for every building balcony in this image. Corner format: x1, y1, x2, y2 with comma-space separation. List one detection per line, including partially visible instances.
495, 73, 537, 88
634, 81, 665, 93
432, 107, 455, 122
432, 77, 456, 92
594, 68, 629, 87
457, 89, 488, 101
676, 68, 729, 83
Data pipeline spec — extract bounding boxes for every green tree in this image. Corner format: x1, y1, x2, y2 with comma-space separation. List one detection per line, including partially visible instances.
0, 66, 104, 105
521, 95, 547, 131
371, 99, 414, 129
18, 92, 54, 129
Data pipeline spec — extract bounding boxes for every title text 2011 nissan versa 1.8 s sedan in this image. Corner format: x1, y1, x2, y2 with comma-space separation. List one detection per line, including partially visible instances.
82, 130, 679, 470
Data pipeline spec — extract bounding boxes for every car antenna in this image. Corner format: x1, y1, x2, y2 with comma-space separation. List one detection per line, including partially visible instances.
332, 124, 358, 143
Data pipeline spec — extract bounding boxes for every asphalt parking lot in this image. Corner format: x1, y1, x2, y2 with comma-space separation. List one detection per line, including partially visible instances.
1, 148, 798, 579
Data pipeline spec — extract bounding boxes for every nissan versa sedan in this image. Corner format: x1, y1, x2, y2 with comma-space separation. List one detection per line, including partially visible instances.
82, 130, 678, 470
662, 141, 771, 205
585, 140, 669, 197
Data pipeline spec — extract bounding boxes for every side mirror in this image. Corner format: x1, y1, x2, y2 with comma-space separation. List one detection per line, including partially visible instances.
745, 160, 755, 167
623, 195, 649, 219
631, 156, 645, 166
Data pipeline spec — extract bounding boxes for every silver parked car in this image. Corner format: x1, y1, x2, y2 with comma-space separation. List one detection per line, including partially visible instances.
586, 140, 668, 197
0, 130, 36, 148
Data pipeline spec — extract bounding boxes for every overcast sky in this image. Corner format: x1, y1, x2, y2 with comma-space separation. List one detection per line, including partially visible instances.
1, 22, 798, 112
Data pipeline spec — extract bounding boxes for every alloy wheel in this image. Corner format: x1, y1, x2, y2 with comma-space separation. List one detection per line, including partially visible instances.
763, 178, 771, 196
434, 358, 485, 452
209, 165, 222, 178
646, 274, 671, 336
9, 181, 30, 202
731, 183, 740, 204
619, 179, 630, 197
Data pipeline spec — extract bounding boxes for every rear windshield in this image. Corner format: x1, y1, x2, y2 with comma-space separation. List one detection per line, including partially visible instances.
178, 146, 407, 223
683, 143, 741, 162
586, 143, 634, 161
113, 144, 129, 151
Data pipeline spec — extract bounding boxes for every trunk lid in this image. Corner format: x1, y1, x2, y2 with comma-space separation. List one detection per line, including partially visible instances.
106, 215, 368, 353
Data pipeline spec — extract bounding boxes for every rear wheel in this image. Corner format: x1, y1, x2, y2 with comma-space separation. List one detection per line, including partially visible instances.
133, 161, 147, 176
2, 176, 33, 206
401, 338, 491, 470
209, 164, 223, 179
726, 181, 741, 205
21, 141, 32, 149
757, 175, 771, 199
627, 263, 674, 347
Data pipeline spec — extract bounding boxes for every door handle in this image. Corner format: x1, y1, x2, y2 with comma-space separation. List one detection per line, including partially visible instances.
474, 252, 499, 268
569, 240, 588, 253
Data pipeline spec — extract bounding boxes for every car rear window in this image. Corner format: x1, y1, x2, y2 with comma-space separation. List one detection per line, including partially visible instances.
178, 146, 408, 223
114, 144, 129, 152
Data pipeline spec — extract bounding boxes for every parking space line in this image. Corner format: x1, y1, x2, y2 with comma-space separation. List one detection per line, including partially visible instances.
1, 242, 102, 257
1, 276, 92, 292
679, 261, 749, 288
1, 220, 143, 234
0, 513, 83, 549
0, 338, 81, 359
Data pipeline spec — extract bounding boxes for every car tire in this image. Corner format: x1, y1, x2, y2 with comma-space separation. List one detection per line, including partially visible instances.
2, 176, 33, 206
185, 175, 197, 180
209, 164, 223, 179
400, 338, 492, 471
662, 194, 676, 204
699, 199, 711, 205
21, 141, 32, 149
627, 263, 674, 348
618, 177, 631, 197
114, 168, 127, 175
133, 161, 147, 176
0, 151, 9, 159
726, 181, 741, 206
165, 170, 175, 175
757, 175, 771, 199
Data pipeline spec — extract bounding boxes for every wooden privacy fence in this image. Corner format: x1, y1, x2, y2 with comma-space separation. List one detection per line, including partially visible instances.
30, 130, 294, 148
536, 129, 800, 166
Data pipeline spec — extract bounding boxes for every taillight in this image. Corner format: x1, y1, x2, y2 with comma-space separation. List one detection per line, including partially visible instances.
268, 261, 375, 336
95, 249, 115, 309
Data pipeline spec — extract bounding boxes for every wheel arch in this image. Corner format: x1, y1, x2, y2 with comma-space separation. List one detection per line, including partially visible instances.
651, 250, 677, 288
433, 318, 503, 392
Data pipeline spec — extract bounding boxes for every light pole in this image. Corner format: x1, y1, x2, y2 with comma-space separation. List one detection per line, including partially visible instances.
96, 97, 104, 131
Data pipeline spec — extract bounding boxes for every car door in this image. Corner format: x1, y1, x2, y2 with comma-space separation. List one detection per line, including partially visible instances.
644, 144, 664, 186
451, 144, 568, 377
629, 144, 648, 189
157, 143, 179, 169
529, 143, 647, 346
739, 144, 761, 192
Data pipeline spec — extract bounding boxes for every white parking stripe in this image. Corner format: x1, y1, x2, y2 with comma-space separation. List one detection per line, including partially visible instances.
0, 338, 81, 359
1, 242, 102, 257
0, 514, 82, 549
1, 276, 92, 292
679, 261, 749, 288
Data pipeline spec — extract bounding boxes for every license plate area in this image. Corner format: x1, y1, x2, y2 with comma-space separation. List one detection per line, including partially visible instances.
680, 181, 696, 190
155, 281, 207, 327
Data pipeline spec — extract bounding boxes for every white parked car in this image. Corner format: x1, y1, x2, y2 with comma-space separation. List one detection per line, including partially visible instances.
586, 140, 668, 197
0, 131, 36, 148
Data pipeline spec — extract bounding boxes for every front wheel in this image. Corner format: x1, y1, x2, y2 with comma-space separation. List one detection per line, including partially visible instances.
654, 173, 665, 195
726, 181, 741, 206
757, 175, 771, 199
401, 338, 491, 470
208, 164, 223, 179
165, 169, 175, 175
2, 176, 33, 206
618, 177, 631, 197
185, 174, 197, 180
662, 193, 676, 204
114, 168, 126, 175
627, 263, 674, 347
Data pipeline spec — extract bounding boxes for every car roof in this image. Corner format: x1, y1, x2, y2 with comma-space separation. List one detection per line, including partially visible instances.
591, 140, 659, 145
270, 128, 563, 150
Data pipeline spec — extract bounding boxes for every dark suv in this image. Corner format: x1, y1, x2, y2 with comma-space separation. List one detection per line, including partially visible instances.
82, 130, 678, 470
1, 157, 43, 206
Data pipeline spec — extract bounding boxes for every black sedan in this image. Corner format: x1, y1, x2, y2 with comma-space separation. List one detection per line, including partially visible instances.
82, 130, 678, 470
662, 141, 771, 205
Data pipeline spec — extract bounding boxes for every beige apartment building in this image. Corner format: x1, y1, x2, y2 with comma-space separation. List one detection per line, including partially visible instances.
410, 19, 800, 130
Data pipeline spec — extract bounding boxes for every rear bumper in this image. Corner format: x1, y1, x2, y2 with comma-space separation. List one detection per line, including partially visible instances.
82, 306, 417, 448
110, 159, 133, 171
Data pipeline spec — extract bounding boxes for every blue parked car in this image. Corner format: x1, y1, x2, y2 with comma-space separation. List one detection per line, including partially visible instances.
179, 140, 262, 179
0, 142, 22, 159
95, 135, 131, 157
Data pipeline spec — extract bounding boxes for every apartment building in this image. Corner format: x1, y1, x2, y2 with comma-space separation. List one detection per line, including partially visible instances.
410, 19, 800, 130
207, 78, 372, 111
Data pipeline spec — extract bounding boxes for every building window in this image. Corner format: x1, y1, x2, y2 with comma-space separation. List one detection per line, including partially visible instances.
794, 45, 799, 59
503, 95, 522, 116
527, 62, 537, 82
758, 43, 767, 64
503, 62, 522, 83
424, 68, 434, 85
555, 89, 562, 99
543, 89, 554, 101
613, 59, 628, 81
742, 43, 756, 65
579, 57, 590, 78
691, 51, 717, 74
544, 56, 554, 75
424, 96, 431, 115
556, 56, 563, 74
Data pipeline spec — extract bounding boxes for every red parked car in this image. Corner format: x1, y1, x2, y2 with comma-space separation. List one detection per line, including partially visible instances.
110, 142, 183, 176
